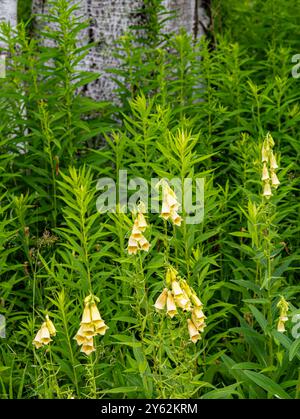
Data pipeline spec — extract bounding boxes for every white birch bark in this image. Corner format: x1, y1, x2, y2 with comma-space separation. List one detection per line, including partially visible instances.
0, 0, 17, 26
31, 0, 209, 100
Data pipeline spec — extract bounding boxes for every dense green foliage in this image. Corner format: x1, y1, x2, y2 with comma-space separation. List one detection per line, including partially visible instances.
0, 0, 299, 399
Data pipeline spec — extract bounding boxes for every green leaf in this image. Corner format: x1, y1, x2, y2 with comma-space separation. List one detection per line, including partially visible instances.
243, 371, 292, 399
248, 305, 268, 333
289, 338, 300, 361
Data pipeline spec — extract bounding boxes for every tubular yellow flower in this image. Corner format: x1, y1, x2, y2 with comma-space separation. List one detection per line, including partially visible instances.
80, 323, 95, 337
139, 236, 150, 252
171, 280, 183, 297
261, 145, 269, 163
137, 212, 147, 232
161, 200, 171, 220
190, 293, 203, 308
75, 296, 109, 352
276, 296, 289, 333
33, 328, 44, 349
90, 302, 102, 322
74, 327, 88, 345
165, 188, 179, 211
128, 236, 138, 255
45, 315, 56, 336
33, 316, 56, 349
180, 279, 192, 298
261, 162, 270, 181
166, 291, 177, 318
271, 170, 280, 188
94, 320, 109, 335
192, 307, 206, 330
192, 307, 206, 321
39, 322, 52, 345
131, 221, 143, 241
187, 319, 201, 343
277, 320, 286, 333
263, 181, 272, 198
80, 337, 95, 356
81, 305, 92, 324
154, 288, 168, 310
270, 151, 278, 169
171, 210, 182, 226
175, 294, 191, 311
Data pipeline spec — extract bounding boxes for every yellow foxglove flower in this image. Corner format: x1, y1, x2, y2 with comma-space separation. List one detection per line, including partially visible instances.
271, 170, 280, 188
261, 162, 270, 181
277, 296, 289, 316
94, 320, 109, 335
165, 188, 179, 211
131, 221, 143, 241
192, 307, 206, 321
171, 280, 183, 297
187, 319, 201, 343
180, 279, 192, 298
128, 236, 138, 255
276, 296, 289, 333
81, 305, 92, 324
74, 327, 88, 345
39, 322, 52, 345
277, 319, 286, 333
137, 213, 147, 232
90, 302, 102, 322
139, 236, 150, 252
171, 210, 182, 226
154, 288, 168, 310
33, 328, 44, 349
261, 145, 269, 163
191, 317, 205, 330
197, 323, 206, 333
166, 291, 177, 318
161, 200, 171, 220
45, 315, 56, 336
190, 293, 203, 308
175, 295, 191, 311
192, 308, 206, 330
33, 316, 56, 349
270, 151, 278, 170
81, 337, 95, 356
80, 323, 95, 337
263, 181, 272, 198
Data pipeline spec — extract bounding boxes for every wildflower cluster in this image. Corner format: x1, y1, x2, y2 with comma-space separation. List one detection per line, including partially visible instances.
128, 211, 150, 255
160, 181, 182, 226
277, 296, 289, 333
33, 315, 56, 349
261, 132, 280, 198
74, 295, 108, 355
154, 266, 206, 343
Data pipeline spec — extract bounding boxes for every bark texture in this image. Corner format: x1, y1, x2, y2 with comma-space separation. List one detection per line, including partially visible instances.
31, 0, 209, 100
0, 0, 17, 25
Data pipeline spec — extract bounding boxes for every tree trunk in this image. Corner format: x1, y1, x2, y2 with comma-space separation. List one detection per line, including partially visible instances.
0, 0, 17, 26
31, 0, 209, 101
